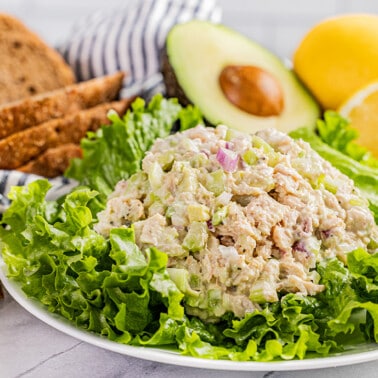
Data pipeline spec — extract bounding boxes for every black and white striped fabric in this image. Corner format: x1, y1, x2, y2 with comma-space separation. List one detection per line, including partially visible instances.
0, 0, 222, 211
60, 0, 222, 99
0, 171, 78, 213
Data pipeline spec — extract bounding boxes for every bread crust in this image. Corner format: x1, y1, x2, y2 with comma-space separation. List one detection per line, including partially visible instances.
0, 72, 125, 139
0, 98, 132, 169
0, 13, 76, 103
19, 143, 83, 177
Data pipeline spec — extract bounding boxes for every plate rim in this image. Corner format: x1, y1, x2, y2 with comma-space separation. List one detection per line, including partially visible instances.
2, 257, 378, 371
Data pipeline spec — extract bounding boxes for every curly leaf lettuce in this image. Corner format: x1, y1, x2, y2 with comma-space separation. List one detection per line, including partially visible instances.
1, 180, 185, 345
65, 94, 203, 199
2, 180, 378, 361
1, 104, 378, 361
316, 111, 378, 168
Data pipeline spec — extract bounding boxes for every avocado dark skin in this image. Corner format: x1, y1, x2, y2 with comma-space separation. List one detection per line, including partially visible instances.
161, 47, 214, 128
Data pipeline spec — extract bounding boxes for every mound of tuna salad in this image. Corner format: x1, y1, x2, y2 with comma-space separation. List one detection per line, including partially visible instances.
95, 125, 378, 322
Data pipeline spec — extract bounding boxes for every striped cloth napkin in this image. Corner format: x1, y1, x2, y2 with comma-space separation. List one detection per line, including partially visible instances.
0, 0, 221, 212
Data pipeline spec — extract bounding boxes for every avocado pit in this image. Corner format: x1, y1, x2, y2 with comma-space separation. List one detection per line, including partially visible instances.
161, 20, 320, 133
219, 65, 284, 117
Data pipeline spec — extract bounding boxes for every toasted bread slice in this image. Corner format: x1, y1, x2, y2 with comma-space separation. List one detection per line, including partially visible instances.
0, 98, 132, 169
19, 143, 82, 177
0, 72, 125, 139
0, 13, 75, 104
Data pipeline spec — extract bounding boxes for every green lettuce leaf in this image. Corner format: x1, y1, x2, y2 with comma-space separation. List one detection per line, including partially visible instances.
316, 111, 378, 168
65, 94, 202, 200
0, 180, 185, 345
178, 104, 203, 131
2, 176, 378, 362
2, 102, 378, 362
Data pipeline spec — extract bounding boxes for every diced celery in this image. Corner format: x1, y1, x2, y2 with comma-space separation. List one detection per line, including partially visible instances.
183, 221, 208, 252
293, 155, 323, 182
252, 136, 280, 167
267, 152, 281, 167
313, 173, 338, 194
190, 153, 208, 168
249, 280, 278, 304
205, 289, 226, 317
349, 197, 367, 207
308, 172, 321, 190
324, 180, 338, 194
242, 149, 258, 165
233, 170, 275, 192
146, 192, 159, 203
147, 195, 166, 216
207, 288, 222, 308
167, 268, 199, 297
205, 169, 225, 196
314, 173, 325, 189
167, 203, 190, 227
225, 128, 241, 141
252, 135, 275, 153
160, 228, 187, 257
177, 165, 198, 193
249, 260, 279, 303
368, 237, 378, 250
189, 274, 201, 290
212, 206, 228, 226
165, 206, 175, 218
185, 295, 201, 308
147, 161, 164, 190
308, 270, 321, 284
172, 161, 185, 172
122, 171, 149, 196
187, 204, 210, 222
157, 150, 174, 171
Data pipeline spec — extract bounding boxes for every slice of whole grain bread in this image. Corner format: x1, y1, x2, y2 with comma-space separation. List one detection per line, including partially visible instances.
19, 143, 83, 177
0, 98, 132, 170
0, 13, 76, 104
0, 72, 125, 139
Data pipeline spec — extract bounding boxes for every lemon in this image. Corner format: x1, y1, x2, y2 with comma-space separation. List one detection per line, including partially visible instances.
293, 14, 378, 110
338, 81, 378, 157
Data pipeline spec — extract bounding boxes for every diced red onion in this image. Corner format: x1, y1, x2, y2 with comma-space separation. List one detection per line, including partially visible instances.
292, 240, 307, 253
216, 147, 239, 172
321, 229, 333, 239
302, 219, 311, 234
207, 220, 215, 232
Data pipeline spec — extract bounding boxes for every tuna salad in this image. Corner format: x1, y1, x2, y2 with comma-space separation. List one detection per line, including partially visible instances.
95, 125, 378, 322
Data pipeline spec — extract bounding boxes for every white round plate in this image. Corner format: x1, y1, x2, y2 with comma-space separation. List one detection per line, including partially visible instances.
1, 256, 378, 371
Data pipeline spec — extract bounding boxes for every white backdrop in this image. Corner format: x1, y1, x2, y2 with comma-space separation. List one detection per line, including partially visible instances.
0, 0, 378, 60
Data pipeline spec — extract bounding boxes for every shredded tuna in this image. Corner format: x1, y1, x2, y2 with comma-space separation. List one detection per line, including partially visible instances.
95, 125, 378, 322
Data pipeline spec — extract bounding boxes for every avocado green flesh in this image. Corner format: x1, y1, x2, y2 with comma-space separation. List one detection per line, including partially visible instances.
166, 21, 320, 133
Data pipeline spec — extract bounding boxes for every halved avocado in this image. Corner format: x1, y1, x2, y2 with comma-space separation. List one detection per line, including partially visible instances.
162, 21, 320, 133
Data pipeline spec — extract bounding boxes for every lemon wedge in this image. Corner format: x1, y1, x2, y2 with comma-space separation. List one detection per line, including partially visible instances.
338, 81, 378, 158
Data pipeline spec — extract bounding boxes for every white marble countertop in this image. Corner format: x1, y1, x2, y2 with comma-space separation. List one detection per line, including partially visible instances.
1, 287, 378, 378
